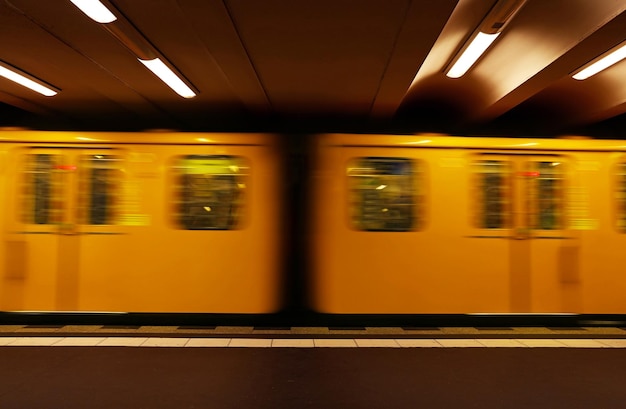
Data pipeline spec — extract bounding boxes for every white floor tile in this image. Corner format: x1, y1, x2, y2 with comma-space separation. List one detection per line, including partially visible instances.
4, 334, 622, 349
355, 339, 400, 347
518, 339, 567, 348
98, 337, 149, 347
272, 339, 314, 347
186, 338, 231, 347
54, 337, 107, 346
0, 337, 18, 346
595, 339, 626, 348
554, 339, 608, 348
228, 338, 272, 347
313, 339, 357, 348
396, 339, 442, 348
8, 337, 64, 346
141, 338, 189, 347
437, 339, 485, 347
477, 339, 527, 348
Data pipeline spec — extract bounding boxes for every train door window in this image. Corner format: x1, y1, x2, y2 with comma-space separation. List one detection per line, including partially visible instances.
527, 161, 564, 230
347, 157, 419, 232
474, 159, 511, 229
77, 154, 123, 225
21, 153, 67, 225
474, 156, 566, 234
173, 156, 248, 230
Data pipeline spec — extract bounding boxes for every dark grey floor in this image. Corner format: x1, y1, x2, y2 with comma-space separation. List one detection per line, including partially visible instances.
1, 347, 625, 408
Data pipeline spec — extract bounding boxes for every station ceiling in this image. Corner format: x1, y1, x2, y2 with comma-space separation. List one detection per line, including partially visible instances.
0, 0, 625, 136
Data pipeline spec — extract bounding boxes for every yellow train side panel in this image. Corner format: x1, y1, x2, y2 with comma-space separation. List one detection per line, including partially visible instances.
0, 132, 283, 314
310, 134, 626, 314
310, 140, 510, 313
76, 143, 283, 313
576, 152, 626, 313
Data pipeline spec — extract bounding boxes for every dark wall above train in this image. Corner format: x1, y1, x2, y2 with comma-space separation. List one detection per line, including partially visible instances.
0, 0, 625, 137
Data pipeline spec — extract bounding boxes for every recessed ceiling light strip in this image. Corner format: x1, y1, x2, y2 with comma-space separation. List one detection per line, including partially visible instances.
68, 0, 197, 98
446, 32, 500, 78
445, 0, 527, 79
69, 0, 117, 23
0, 61, 59, 97
139, 58, 196, 98
572, 42, 626, 80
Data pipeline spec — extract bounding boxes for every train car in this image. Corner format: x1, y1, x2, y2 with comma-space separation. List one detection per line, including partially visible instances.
309, 133, 626, 315
0, 131, 283, 314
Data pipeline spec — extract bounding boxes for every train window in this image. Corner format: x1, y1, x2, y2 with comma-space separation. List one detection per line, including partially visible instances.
21, 154, 66, 225
475, 160, 511, 229
347, 157, 419, 232
173, 156, 247, 230
531, 161, 564, 230
78, 154, 123, 225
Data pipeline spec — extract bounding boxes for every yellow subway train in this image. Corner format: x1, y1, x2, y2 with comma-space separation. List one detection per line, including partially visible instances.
309, 133, 626, 315
3, 130, 626, 318
0, 131, 283, 313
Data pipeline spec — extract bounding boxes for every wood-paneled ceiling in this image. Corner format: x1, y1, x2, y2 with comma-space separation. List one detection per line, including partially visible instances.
0, 0, 625, 136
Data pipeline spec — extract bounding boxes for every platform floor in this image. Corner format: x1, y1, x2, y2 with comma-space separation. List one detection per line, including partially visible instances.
2, 325, 626, 408
1, 341, 626, 408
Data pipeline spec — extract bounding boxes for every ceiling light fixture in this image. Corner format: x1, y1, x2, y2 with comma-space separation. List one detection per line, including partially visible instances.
69, 0, 197, 98
0, 61, 58, 96
69, 0, 117, 23
446, 0, 527, 79
139, 58, 196, 98
447, 32, 501, 78
572, 42, 626, 80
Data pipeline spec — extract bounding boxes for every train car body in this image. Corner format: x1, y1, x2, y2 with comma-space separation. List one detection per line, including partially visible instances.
310, 133, 626, 314
0, 131, 283, 313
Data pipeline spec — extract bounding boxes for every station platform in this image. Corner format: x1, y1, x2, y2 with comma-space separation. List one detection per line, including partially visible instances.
2, 325, 626, 408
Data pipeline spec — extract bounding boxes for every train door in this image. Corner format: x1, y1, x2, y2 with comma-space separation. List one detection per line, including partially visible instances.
476, 154, 576, 312
4, 148, 124, 311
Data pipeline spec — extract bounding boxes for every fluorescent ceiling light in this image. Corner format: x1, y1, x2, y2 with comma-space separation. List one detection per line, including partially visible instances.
573, 43, 626, 80
139, 58, 196, 98
69, 0, 117, 24
446, 32, 500, 79
0, 64, 57, 96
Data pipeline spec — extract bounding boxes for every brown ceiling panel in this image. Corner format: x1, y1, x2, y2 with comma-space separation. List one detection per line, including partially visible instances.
1, 0, 175, 124
369, 0, 458, 119
176, 0, 272, 114
226, 0, 422, 116
492, 63, 626, 134
474, 10, 626, 127
2, 0, 254, 128
472, 0, 624, 105
397, 0, 499, 125
475, 7, 626, 136
406, 0, 498, 82
111, 0, 253, 105
401, 0, 626, 131
0, 0, 625, 133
